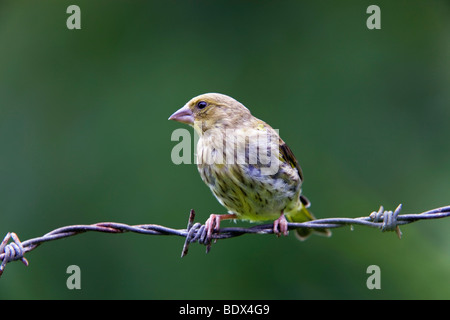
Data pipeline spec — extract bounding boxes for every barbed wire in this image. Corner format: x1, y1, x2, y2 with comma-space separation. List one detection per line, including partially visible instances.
1, 204, 449, 277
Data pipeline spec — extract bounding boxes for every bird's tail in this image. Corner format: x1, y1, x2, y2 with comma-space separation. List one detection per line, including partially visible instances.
286, 195, 332, 241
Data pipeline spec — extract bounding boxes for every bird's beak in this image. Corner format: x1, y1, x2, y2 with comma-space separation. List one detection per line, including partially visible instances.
168, 105, 194, 125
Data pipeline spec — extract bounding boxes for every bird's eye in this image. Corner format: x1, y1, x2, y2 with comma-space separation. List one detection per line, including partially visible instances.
197, 101, 207, 109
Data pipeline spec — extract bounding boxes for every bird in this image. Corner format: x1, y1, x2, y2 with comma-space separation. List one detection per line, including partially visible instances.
169, 93, 331, 242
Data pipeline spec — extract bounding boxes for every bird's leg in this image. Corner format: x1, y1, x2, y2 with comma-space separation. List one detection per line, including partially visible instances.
273, 211, 289, 237
204, 213, 237, 243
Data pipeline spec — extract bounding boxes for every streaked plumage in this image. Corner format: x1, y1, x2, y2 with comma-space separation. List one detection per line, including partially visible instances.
169, 93, 331, 240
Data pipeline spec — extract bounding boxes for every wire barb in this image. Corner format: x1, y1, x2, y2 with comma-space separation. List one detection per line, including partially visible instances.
0, 232, 29, 276
370, 204, 403, 238
1, 204, 449, 277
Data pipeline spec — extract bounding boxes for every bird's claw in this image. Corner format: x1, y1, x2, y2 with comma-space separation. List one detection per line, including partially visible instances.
203, 213, 238, 253
273, 214, 289, 237
204, 214, 220, 253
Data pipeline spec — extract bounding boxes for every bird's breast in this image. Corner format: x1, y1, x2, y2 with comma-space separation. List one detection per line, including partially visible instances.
196, 135, 302, 221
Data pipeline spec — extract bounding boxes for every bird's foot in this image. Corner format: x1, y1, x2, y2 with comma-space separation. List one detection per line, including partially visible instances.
204, 213, 237, 252
273, 213, 289, 237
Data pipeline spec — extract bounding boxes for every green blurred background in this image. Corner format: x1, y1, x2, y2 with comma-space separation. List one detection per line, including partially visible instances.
1, 0, 449, 299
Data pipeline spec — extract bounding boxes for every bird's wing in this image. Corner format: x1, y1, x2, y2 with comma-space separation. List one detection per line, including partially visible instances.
279, 141, 304, 182
253, 119, 304, 181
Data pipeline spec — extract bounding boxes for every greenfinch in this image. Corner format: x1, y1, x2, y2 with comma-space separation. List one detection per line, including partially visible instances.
169, 93, 331, 241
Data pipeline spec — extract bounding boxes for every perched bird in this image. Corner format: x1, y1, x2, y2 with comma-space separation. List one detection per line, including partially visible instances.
169, 93, 331, 241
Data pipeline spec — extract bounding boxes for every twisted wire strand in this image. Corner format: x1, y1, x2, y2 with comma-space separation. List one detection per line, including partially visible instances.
1, 204, 449, 277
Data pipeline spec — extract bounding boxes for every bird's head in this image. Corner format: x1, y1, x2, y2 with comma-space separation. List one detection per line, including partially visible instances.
169, 93, 252, 133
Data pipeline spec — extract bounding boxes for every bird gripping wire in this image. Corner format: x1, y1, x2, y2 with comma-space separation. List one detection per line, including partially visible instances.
1, 204, 449, 278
